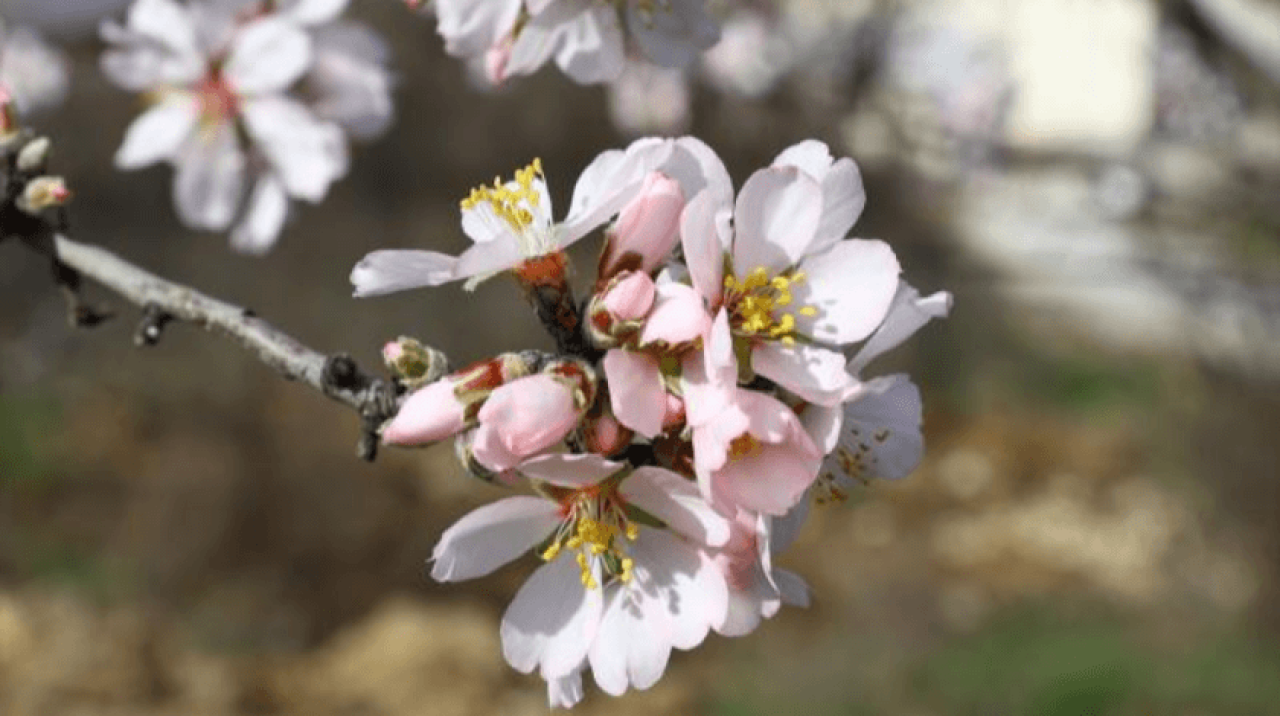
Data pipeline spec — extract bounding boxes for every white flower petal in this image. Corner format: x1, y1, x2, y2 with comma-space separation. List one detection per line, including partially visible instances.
350, 250, 458, 296
547, 666, 586, 709
828, 374, 924, 482
430, 496, 561, 582
751, 341, 855, 407
555, 6, 626, 84
666, 136, 733, 208
126, 0, 199, 56
622, 468, 730, 547
173, 122, 245, 231
773, 568, 810, 608
731, 166, 823, 275
769, 498, 810, 555
242, 96, 348, 201
625, 0, 720, 69
501, 554, 602, 679
230, 175, 290, 255
517, 453, 626, 489
225, 17, 313, 95
280, 0, 349, 26
793, 239, 901, 345
562, 137, 673, 244
680, 189, 731, 308
848, 283, 953, 373
114, 94, 199, 169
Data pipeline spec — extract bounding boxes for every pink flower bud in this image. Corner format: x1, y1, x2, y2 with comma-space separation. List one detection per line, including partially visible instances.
382, 379, 467, 446
581, 410, 633, 456
601, 172, 685, 280
663, 394, 686, 430
601, 270, 656, 323
471, 374, 584, 472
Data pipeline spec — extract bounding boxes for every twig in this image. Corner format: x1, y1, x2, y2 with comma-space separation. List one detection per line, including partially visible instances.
50, 234, 432, 461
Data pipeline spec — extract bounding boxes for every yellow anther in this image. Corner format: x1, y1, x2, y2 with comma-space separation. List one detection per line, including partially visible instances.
799, 306, 818, 317
624, 523, 639, 541
541, 543, 562, 561
619, 558, 635, 583
459, 159, 544, 233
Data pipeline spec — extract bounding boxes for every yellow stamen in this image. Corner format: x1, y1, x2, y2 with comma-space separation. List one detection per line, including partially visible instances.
723, 265, 817, 344
460, 158, 544, 233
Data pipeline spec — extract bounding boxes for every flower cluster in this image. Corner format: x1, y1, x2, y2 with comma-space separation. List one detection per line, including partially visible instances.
353, 137, 950, 707
419, 0, 721, 85
103, 0, 393, 254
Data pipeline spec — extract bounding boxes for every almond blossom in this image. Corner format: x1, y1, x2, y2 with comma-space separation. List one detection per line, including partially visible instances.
430, 454, 730, 704
351, 135, 728, 295
103, 0, 388, 254
682, 140, 900, 407
426, 0, 721, 86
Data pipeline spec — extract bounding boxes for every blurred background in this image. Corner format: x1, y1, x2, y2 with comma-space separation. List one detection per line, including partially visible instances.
2, 0, 1280, 713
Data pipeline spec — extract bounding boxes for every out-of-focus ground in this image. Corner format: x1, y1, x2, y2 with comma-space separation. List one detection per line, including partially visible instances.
2, 0, 1280, 714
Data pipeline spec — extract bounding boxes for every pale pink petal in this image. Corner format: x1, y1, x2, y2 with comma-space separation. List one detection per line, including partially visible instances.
731, 166, 822, 276
681, 309, 736, 427
751, 341, 855, 407
679, 189, 729, 307
224, 18, 313, 95
114, 94, 198, 169
350, 250, 458, 296
477, 374, 580, 457
600, 271, 656, 322
562, 137, 673, 243
793, 239, 901, 345
713, 441, 820, 517
430, 496, 561, 582
471, 422, 523, 473
517, 453, 625, 489
772, 140, 866, 253
501, 554, 602, 679
603, 350, 666, 439
382, 379, 467, 446
606, 172, 684, 275
622, 468, 729, 546
639, 282, 709, 346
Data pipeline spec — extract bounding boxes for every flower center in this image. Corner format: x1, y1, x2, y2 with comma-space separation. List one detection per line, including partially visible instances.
727, 433, 763, 462
541, 488, 638, 589
723, 267, 817, 345
196, 71, 239, 126
460, 158, 554, 253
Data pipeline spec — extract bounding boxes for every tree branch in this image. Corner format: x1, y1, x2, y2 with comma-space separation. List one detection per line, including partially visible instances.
48, 234, 440, 461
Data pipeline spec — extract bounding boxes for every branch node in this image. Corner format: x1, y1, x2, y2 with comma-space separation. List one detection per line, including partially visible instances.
134, 303, 173, 346
322, 353, 364, 392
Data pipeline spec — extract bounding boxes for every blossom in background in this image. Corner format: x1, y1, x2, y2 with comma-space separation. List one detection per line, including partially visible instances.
360, 136, 948, 706
0, 18, 70, 116
423, 0, 720, 85
103, 0, 392, 254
